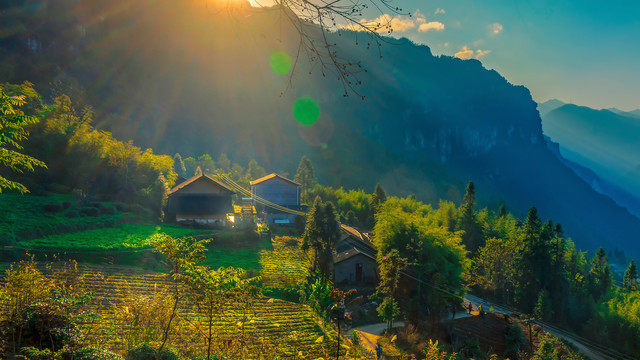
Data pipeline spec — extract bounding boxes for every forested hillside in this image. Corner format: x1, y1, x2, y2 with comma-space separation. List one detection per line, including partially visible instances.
2, 0, 640, 258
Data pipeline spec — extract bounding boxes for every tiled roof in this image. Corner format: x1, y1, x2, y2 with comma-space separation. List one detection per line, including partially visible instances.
168, 173, 235, 195
335, 247, 376, 264
250, 173, 301, 186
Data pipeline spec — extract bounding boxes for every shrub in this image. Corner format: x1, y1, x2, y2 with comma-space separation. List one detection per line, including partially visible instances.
80, 207, 100, 217
101, 206, 116, 215
65, 210, 80, 218
62, 201, 72, 209
126, 343, 178, 360
504, 323, 526, 359
57, 346, 124, 360
43, 203, 64, 213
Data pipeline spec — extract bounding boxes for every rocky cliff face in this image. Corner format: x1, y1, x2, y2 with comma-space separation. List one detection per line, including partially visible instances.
4, 0, 640, 257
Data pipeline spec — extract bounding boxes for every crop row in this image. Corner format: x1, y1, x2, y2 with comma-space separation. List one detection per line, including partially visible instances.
40, 265, 339, 358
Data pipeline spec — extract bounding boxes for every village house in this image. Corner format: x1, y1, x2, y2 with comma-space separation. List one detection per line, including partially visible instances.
334, 225, 378, 285
250, 173, 302, 225
167, 173, 235, 226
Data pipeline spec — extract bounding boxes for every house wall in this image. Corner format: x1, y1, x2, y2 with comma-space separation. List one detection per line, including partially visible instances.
252, 178, 299, 206
176, 213, 227, 224
334, 254, 377, 285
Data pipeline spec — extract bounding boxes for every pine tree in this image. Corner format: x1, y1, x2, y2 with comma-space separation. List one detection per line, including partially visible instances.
498, 203, 507, 218
623, 260, 638, 291
294, 155, 317, 204
302, 197, 340, 282
173, 153, 186, 177
370, 183, 387, 213
458, 181, 483, 253
217, 152, 231, 173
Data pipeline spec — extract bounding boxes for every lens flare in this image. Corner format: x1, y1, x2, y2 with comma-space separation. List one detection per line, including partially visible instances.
293, 97, 320, 125
270, 51, 293, 75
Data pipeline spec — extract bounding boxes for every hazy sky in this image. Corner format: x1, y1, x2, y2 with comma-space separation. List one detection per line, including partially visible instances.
362, 0, 640, 111
250, 0, 640, 111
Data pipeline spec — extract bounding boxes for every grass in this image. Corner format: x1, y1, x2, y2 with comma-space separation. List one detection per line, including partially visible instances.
19, 224, 212, 250
0, 193, 136, 243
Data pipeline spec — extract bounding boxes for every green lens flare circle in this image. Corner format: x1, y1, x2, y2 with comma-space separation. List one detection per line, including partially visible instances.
270, 51, 293, 75
293, 97, 320, 125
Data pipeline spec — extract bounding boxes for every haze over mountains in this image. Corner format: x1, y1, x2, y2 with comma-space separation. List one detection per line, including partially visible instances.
540, 99, 640, 218
2, 0, 640, 257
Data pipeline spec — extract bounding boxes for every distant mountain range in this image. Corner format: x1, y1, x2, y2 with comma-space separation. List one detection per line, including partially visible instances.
539, 100, 640, 218
3, 0, 640, 258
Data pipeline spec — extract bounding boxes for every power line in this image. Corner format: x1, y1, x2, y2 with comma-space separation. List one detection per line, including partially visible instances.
216, 174, 307, 216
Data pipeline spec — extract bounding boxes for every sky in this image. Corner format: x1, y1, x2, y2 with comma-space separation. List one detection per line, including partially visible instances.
250, 0, 640, 111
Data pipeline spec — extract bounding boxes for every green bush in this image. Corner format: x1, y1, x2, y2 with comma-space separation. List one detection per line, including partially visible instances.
126, 343, 178, 360
44, 203, 64, 212
81, 207, 100, 217
58, 346, 124, 360
65, 210, 80, 218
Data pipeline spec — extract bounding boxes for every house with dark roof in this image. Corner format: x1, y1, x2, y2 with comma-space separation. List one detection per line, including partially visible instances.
250, 173, 302, 225
167, 173, 235, 226
334, 225, 379, 285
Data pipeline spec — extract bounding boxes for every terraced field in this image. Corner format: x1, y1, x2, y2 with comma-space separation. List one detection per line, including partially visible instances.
61, 264, 340, 358
259, 240, 308, 288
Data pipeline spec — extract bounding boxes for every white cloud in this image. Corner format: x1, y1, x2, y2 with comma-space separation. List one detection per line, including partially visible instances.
455, 46, 491, 60
361, 14, 416, 33
488, 22, 503, 35
475, 49, 491, 59
454, 46, 474, 60
418, 21, 445, 32
434, 8, 445, 15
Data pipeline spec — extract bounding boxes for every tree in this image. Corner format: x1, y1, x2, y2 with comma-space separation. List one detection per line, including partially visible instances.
302, 197, 341, 282
458, 181, 484, 253
377, 297, 399, 331
183, 157, 197, 176
0, 87, 46, 193
217, 152, 231, 173
294, 155, 317, 204
623, 260, 638, 291
252, 0, 409, 97
197, 154, 215, 174
368, 183, 387, 228
589, 247, 613, 300
152, 234, 208, 357
173, 153, 186, 178
246, 159, 266, 180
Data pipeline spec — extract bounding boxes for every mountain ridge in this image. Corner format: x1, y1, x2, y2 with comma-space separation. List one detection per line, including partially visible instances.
2, 0, 640, 257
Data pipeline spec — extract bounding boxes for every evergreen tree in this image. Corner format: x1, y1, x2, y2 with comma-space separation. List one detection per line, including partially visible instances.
302, 197, 341, 282
458, 181, 484, 253
370, 183, 387, 212
183, 157, 197, 176
173, 153, 186, 178
623, 260, 638, 291
217, 152, 231, 173
294, 155, 317, 204
246, 159, 266, 180
0, 87, 46, 193
498, 203, 507, 218
589, 247, 613, 300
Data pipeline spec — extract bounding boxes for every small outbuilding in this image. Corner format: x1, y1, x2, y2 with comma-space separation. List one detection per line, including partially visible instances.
167, 173, 235, 226
250, 173, 302, 225
334, 225, 379, 285
334, 247, 378, 284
